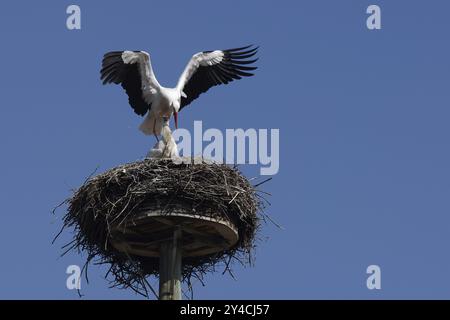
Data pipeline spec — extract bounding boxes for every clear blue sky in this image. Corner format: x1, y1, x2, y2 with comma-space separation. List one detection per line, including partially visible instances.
0, 0, 449, 299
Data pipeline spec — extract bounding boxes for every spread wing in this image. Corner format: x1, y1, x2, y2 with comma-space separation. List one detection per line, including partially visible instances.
100, 51, 161, 116
176, 45, 258, 110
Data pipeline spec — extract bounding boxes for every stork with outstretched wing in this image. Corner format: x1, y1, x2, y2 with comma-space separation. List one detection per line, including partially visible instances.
100, 45, 258, 140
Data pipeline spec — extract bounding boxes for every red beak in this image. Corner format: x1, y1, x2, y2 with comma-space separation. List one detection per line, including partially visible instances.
174, 112, 178, 129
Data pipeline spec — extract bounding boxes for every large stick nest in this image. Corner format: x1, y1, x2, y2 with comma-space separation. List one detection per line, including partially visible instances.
55, 158, 268, 298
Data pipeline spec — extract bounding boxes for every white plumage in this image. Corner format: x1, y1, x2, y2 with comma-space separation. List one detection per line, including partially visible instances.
100, 45, 258, 139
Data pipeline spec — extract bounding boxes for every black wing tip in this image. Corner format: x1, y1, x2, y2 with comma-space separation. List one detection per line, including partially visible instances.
101, 75, 113, 85
102, 51, 124, 58
100, 51, 129, 84
231, 57, 259, 64
226, 46, 259, 62
218, 45, 259, 78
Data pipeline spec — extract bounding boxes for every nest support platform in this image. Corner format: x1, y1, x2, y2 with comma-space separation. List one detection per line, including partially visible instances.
112, 208, 240, 300
111, 209, 239, 258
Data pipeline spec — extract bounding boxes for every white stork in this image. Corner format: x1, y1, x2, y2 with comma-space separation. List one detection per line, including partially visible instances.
100, 45, 258, 139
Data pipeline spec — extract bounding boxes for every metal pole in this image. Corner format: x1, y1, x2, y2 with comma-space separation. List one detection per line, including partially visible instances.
159, 226, 182, 300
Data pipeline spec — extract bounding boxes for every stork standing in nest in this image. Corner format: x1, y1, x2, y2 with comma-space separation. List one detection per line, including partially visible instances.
100, 45, 258, 141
